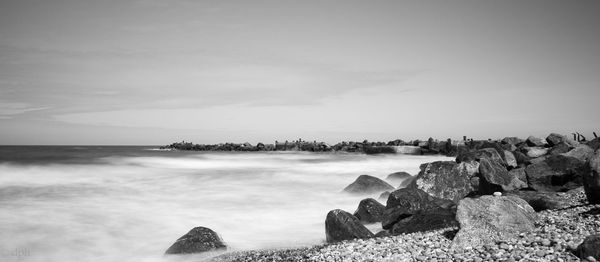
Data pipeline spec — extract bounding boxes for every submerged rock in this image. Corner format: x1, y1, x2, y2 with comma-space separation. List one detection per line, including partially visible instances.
343, 175, 394, 194
165, 227, 227, 255
386, 171, 412, 183
353, 198, 385, 223
452, 195, 536, 250
325, 209, 374, 243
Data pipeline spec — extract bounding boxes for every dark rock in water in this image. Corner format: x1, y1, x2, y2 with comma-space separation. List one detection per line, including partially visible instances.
390, 209, 458, 235
501, 137, 524, 146
503, 150, 518, 169
378, 191, 391, 202
562, 144, 594, 162
399, 175, 416, 188
525, 155, 587, 192
325, 209, 374, 243
526, 136, 545, 147
364, 146, 396, 154
343, 175, 394, 194
584, 150, 600, 204
513, 151, 531, 166
353, 198, 385, 223
576, 234, 600, 260
382, 187, 455, 229
505, 190, 574, 211
549, 142, 571, 155
408, 161, 478, 202
385, 171, 412, 184
451, 195, 536, 250
456, 148, 505, 166
479, 158, 525, 193
165, 227, 227, 254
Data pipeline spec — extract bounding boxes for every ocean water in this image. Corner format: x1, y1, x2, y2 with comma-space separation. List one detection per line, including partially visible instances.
0, 146, 452, 262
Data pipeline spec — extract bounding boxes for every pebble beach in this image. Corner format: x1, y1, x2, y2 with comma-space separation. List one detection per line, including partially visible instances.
210, 189, 599, 262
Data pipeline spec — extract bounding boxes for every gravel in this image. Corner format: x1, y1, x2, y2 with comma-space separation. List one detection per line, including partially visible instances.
209, 188, 600, 262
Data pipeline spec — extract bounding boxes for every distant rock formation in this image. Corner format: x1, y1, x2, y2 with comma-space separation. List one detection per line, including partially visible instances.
165, 227, 226, 255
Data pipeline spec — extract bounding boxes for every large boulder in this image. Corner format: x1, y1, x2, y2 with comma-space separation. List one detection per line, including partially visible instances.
407, 161, 478, 202
562, 144, 595, 162
385, 171, 412, 184
382, 187, 455, 229
505, 190, 575, 211
549, 142, 571, 155
526, 136, 545, 147
583, 150, 600, 204
353, 198, 385, 223
525, 147, 549, 158
576, 234, 600, 260
390, 209, 458, 235
501, 137, 524, 146
456, 148, 505, 166
165, 227, 227, 254
451, 195, 536, 250
325, 209, 374, 243
525, 155, 588, 192
478, 158, 526, 194
546, 133, 568, 147
513, 151, 531, 166
343, 175, 394, 194
503, 150, 518, 169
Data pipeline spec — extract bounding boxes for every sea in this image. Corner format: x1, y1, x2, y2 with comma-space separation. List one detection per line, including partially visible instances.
0, 146, 452, 262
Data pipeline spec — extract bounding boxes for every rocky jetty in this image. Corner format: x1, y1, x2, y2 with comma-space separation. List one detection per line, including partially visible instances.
203, 132, 600, 261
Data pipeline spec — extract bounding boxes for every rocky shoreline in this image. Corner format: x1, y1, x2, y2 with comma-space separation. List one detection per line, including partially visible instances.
162, 132, 600, 261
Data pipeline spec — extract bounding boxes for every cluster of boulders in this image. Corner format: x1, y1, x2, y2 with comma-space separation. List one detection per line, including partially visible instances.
160, 137, 462, 155
326, 133, 600, 260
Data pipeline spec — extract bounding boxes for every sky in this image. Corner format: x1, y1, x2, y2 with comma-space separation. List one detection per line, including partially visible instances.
0, 0, 599, 145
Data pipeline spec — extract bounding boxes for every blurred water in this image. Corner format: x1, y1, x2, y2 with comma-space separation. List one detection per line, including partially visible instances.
0, 147, 452, 262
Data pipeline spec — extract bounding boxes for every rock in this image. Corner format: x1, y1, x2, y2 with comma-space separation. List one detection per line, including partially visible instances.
478, 158, 515, 194
546, 133, 568, 147
562, 144, 595, 162
165, 227, 227, 254
456, 148, 505, 166
325, 209, 374, 243
505, 190, 573, 211
493, 192, 502, 196
407, 161, 478, 202
508, 167, 528, 188
353, 198, 385, 223
378, 191, 391, 202
513, 151, 531, 166
526, 147, 549, 158
549, 142, 571, 155
526, 136, 545, 147
525, 155, 587, 192
576, 234, 600, 260
343, 175, 394, 194
398, 175, 416, 188
451, 196, 536, 250
501, 137, 524, 146
587, 138, 600, 151
503, 150, 518, 169
385, 171, 412, 184
583, 150, 600, 204
382, 187, 455, 229
390, 209, 458, 235
529, 155, 548, 165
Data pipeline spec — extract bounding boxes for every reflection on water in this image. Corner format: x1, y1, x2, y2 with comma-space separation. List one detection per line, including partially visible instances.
0, 148, 452, 262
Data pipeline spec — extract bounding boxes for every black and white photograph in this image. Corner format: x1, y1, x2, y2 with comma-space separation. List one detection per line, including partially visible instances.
1, 0, 600, 261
